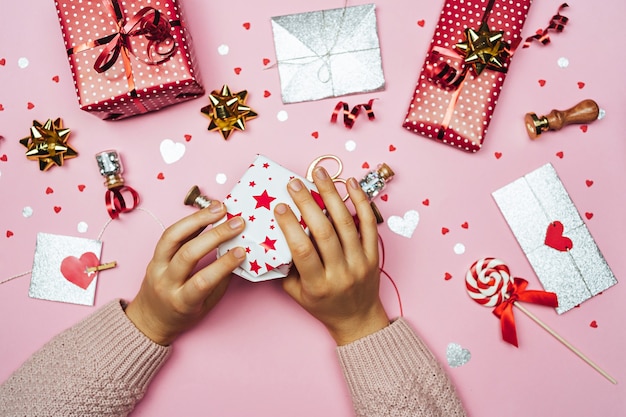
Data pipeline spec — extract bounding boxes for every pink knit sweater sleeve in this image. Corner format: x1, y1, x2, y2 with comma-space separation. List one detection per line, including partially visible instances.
337, 318, 466, 417
0, 299, 171, 417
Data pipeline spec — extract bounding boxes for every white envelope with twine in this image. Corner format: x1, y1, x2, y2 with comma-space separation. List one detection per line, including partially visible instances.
216, 155, 322, 282
492, 163, 617, 314
270, 4, 385, 104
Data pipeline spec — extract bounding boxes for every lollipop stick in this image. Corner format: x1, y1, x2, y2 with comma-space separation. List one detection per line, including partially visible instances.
513, 301, 617, 384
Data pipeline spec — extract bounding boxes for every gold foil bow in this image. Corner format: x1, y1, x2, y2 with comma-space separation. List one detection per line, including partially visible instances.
20, 118, 77, 171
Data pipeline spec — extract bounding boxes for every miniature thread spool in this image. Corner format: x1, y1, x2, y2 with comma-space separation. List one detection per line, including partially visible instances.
525, 99, 599, 139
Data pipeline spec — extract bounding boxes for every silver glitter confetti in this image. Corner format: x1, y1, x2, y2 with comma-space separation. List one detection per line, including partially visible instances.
271, 4, 385, 104
29, 233, 103, 306
446, 343, 471, 368
492, 164, 617, 314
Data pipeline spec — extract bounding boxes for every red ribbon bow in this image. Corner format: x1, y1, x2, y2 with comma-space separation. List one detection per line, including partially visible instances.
492, 278, 558, 347
105, 186, 140, 219
331, 100, 376, 129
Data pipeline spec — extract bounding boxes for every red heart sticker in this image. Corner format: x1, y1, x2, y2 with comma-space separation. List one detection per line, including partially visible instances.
361, 162, 369, 169
234, 67, 242, 75
157, 172, 165, 180
54, 206, 62, 213
46, 187, 54, 194
0, 104, 4, 111
389, 144, 396, 152
577, 81, 585, 89
184, 134, 192, 142
27, 102, 35, 109
585, 179, 593, 187
263, 90, 271, 98
544, 221, 573, 251
380, 194, 388, 202
538, 79, 546, 87
444, 272, 452, 280
262, 58, 270, 66
556, 151, 564, 159
441, 227, 449, 235
60, 252, 100, 289
52, 75, 60, 83
461, 222, 469, 229
6, 230, 14, 238
585, 212, 594, 220
243, 22, 251, 30
422, 199, 430, 206
580, 125, 588, 133
0, 58, 5, 66
494, 152, 502, 159
78, 184, 86, 192
417, 19, 425, 27
311, 131, 319, 139
590, 320, 598, 328
0, 154, 7, 161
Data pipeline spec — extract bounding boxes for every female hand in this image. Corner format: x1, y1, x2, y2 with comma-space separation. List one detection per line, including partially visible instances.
274, 166, 389, 345
125, 201, 246, 345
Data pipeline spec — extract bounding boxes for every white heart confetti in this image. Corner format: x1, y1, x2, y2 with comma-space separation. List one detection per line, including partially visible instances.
446, 343, 471, 368
216, 173, 227, 184
345, 140, 357, 152
77, 221, 89, 233
387, 210, 419, 238
454, 243, 466, 254
277, 110, 289, 122
217, 44, 229, 55
160, 139, 186, 164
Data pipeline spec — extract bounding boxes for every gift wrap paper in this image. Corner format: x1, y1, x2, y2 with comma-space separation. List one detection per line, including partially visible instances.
217, 155, 320, 282
271, 4, 385, 104
29, 233, 103, 306
492, 164, 617, 313
55, 0, 204, 120
403, 0, 532, 152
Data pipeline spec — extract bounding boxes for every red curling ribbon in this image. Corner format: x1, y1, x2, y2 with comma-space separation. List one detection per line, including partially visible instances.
105, 186, 140, 219
523, 3, 569, 48
67, 0, 180, 114
492, 278, 558, 347
331, 99, 376, 129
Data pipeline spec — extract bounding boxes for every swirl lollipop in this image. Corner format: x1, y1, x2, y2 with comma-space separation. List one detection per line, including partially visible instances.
466, 257, 616, 384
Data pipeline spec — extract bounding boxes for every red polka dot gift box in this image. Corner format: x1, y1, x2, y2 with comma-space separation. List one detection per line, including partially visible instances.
403, 0, 531, 152
54, 0, 204, 120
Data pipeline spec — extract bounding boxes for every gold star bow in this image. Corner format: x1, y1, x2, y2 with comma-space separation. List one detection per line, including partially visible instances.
19, 118, 77, 171
201, 85, 258, 140
455, 22, 509, 75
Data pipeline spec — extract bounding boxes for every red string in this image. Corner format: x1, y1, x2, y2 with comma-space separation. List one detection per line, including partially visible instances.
378, 233, 404, 317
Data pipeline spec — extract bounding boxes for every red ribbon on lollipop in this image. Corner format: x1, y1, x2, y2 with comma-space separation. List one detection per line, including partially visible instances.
466, 257, 616, 384
95, 150, 140, 219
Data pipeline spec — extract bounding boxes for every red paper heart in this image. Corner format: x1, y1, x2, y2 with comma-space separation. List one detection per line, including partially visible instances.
538, 79, 546, 87
580, 125, 588, 133
461, 222, 468, 229
53, 206, 62, 213
590, 320, 598, 328
380, 194, 388, 202
444, 272, 452, 280
311, 131, 319, 139
60, 252, 100, 289
262, 58, 270, 66
545, 221, 572, 251
0, 58, 5, 65
585, 179, 593, 187
441, 227, 449, 235
556, 151, 564, 158
585, 212, 594, 220
422, 199, 430, 206
27, 102, 35, 109
6, 230, 14, 238
157, 172, 165, 180
77, 184, 86, 192
494, 152, 502, 159
52, 75, 59, 83
0, 154, 7, 161
243, 22, 251, 30
0, 104, 4, 111
361, 162, 369, 169
46, 187, 54, 194
184, 134, 192, 142
577, 81, 585, 89
389, 144, 396, 152
417, 19, 425, 27
234, 67, 242, 75
263, 90, 271, 98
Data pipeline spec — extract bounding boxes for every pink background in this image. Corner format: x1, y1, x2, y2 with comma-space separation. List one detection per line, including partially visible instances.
1, 0, 625, 416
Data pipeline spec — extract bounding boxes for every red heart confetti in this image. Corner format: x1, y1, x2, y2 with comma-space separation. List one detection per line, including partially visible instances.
78, 184, 86, 192
586, 179, 594, 187
0, 104, 4, 111
52, 75, 59, 83
417, 19, 425, 27
361, 162, 370, 169
262, 58, 270, 66
389, 144, 396, 152
243, 22, 250, 30
380, 194, 388, 202
538, 79, 546, 87
184, 134, 192, 142
422, 199, 430, 206
54, 206, 62, 213
263, 90, 271, 98
585, 212, 594, 220
556, 151, 564, 158
461, 222, 469, 229
0, 154, 7, 162
441, 227, 450, 235
577, 81, 585, 89
234, 67, 242, 75
157, 172, 165, 180
590, 320, 598, 328
494, 152, 502, 159
580, 125, 588, 133
444, 272, 452, 281
45, 187, 54, 194
6, 230, 14, 238
27, 102, 35, 109
0, 58, 5, 66
311, 131, 319, 139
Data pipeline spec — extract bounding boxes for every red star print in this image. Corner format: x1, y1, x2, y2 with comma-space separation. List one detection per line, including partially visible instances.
248, 215, 256, 222
260, 236, 277, 252
245, 247, 251, 253
253, 190, 276, 210
310, 190, 325, 209
262, 162, 270, 168
249, 259, 262, 274
265, 262, 275, 272
227, 212, 242, 219
249, 181, 256, 187
299, 216, 307, 229
269, 225, 275, 230
226, 193, 232, 199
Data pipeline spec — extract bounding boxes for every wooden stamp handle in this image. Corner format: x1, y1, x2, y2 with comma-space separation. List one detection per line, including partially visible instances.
525, 99, 600, 139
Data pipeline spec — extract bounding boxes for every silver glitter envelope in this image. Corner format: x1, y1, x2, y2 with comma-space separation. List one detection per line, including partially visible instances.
29, 233, 103, 306
270, 4, 385, 104
492, 163, 617, 314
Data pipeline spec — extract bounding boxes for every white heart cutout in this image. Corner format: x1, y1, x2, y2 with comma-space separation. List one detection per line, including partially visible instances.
387, 210, 419, 238
446, 343, 471, 368
160, 139, 186, 164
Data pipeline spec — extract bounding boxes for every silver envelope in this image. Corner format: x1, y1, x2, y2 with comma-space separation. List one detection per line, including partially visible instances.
492, 163, 617, 314
271, 4, 385, 104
